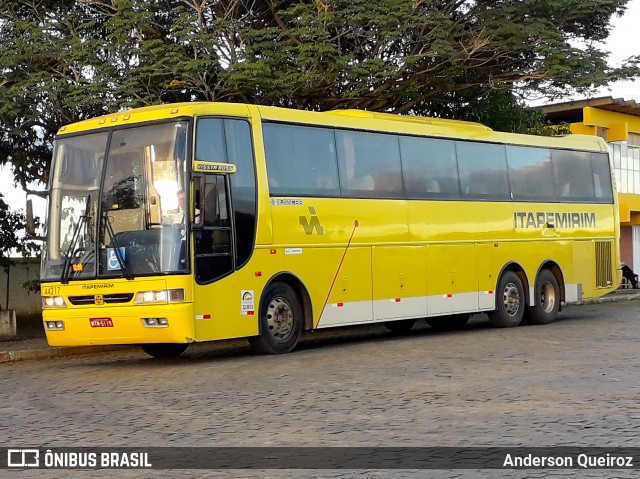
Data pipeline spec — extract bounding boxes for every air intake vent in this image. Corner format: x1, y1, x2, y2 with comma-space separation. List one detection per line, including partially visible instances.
68, 293, 134, 305
595, 241, 613, 288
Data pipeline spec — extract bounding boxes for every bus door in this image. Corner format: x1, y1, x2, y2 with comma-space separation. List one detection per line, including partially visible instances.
190, 117, 258, 341
191, 168, 237, 339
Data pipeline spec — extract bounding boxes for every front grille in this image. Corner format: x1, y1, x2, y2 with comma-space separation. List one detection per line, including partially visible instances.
595, 241, 613, 288
68, 293, 134, 305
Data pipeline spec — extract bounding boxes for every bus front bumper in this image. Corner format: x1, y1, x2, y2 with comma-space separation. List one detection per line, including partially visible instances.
43, 303, 195, 347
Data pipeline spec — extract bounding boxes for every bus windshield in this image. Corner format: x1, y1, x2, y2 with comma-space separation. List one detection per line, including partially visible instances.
41, 121, 190, 281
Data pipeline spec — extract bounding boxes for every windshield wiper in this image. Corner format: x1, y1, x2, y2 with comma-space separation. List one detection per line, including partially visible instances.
101, 210, 134, 280
61, 195, 91, 284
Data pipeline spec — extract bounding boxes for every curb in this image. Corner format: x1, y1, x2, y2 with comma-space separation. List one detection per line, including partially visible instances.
0, 344, 135, 364
576, 292, 640, 305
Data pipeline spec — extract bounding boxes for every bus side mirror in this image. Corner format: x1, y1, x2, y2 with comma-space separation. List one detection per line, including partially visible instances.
25, 199, 45, 241
25, 189, 49, 241
26, 199, 36, 235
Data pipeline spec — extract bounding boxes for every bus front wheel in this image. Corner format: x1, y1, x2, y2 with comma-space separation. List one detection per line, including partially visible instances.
488, 271, 525, 328
249, 282, 303, 354
140, 343, 189, 358
525, 269, 560, 325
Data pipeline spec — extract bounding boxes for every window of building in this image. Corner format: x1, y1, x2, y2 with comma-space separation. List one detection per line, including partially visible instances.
617, 144, 640, 194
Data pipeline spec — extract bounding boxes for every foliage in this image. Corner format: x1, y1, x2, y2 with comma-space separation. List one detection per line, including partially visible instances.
445, 90, 573, 135
0, 193, 39, 273
0, 0, 637, 183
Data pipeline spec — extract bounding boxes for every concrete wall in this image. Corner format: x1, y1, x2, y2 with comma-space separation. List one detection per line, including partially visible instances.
0, 258, 41, 320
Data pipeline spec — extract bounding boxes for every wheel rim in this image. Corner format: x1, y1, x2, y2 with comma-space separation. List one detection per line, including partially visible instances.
539, 281, 556, 313
266, 296, 294, 341
502, 282, 521, 316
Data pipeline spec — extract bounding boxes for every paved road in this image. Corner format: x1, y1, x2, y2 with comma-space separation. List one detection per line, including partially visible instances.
2, 300, 640, 478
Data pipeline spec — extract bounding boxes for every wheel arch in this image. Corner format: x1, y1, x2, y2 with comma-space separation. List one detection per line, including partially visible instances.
262, 272, 313, 331
535, 260, 566, 305
496, 262, 531, 306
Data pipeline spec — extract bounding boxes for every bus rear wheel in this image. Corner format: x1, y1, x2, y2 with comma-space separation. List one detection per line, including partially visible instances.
427, 314, 470, 330
140, 343, 189, 358
384, 319, 416, 333
525, 269, 560, 325
249, 282, 303, 354
488, 271, 525, 328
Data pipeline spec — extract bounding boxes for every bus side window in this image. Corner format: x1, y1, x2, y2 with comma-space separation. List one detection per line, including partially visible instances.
506, 146, 554, 201
456, 142, 509, 200
399, 136, 460, 199
591, 152, 614, 202
336, 130, 402, 198
552, 150, 595, 201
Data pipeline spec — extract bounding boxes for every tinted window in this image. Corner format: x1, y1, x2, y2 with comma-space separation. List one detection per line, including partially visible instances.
224, 120, 257, 267
400, 136, 460, 199
195, 118, 257, 274
194, 175, 233, 283
591, 152, 614, 203
263, 123, 339, 196
336, 130, 403, 198
456, 142, 509, 200
552, 150, 594, 201
195, 119, 226, 163
506, 146, 554, 201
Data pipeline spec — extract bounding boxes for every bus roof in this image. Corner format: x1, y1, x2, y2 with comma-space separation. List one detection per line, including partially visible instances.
57, 101, 608, 152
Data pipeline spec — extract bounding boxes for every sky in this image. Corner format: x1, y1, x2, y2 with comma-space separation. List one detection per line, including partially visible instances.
2, 0, 640, 216
593, 0, 640, 101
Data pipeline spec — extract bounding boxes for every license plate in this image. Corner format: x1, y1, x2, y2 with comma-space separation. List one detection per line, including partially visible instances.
90, 318, 113, 328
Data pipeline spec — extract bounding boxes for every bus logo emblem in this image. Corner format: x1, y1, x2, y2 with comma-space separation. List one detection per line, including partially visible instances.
95, 294, 104, 305
299, 207, 324, 235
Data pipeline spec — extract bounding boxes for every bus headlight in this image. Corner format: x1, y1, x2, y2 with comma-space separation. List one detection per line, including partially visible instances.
43, 296, 67, 308
135, 288, 185, 304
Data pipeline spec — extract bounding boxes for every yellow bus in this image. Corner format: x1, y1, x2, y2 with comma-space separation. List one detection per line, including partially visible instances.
35, 102, 621, 357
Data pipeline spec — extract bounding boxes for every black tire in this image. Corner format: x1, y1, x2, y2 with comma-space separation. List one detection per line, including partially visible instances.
384, 318, 416, 333
525, 269, 560, 325
249, 282, 304, 354
426, 313, 470, 331
140, 343, 189, 358
488, 271, 525, 328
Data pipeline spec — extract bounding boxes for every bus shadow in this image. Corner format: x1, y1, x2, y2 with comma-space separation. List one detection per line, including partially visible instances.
76, 311, 581, 367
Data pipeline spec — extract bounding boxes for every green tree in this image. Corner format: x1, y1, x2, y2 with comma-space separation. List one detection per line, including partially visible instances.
0, 0, 638, 187
0, 193, 38, 276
